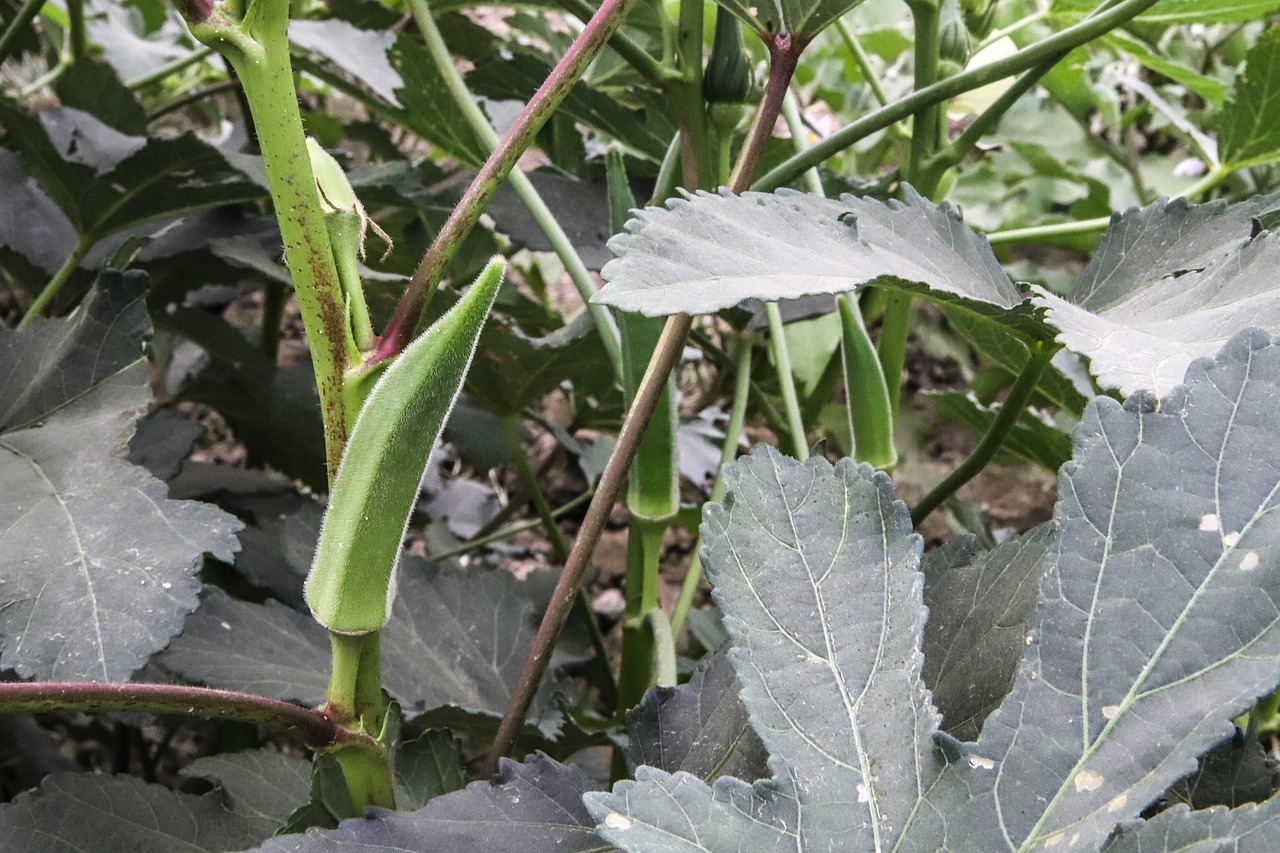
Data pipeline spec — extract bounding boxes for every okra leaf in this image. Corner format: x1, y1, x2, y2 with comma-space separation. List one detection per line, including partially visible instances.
389, 33, 492, 168
239, 755, 607, 853
1161, 730, 1280, 811
625, 648, 769, 783
899, 329, 1280, 852
1105, 797, 1280, 853
290, 18, 402, 107
921, 525, 1051, 741
182, 751, 313, 836
394, 731, 468, 812
0, 272, 240, 681
714, 0, 869, 42
1221, 28, 1280, 171
0, 773, 271, 852
159, 562, 564, 731
595, 188, 1051, 341
1035, 196, 1280, 396
0, 102, 261, 244
588, 447, 936, 852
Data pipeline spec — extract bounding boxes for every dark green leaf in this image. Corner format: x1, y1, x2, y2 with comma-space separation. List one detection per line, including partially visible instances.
1161, 730, 1280, 811
1050, 0, 1280, 24
290, 18, 402, 106
1106, 797, 1280, 853
0, 273, 240, 681
902, 329, 1280, 851
0, 773, 269, 852
1221, 28, 1280, 170
242, 755, 608, 853
388, 34, 492, 168
717, 0, 870, 42
0, 103, 262, 241
625, 648, 769, 783
394, 731, 468, 811
181, 751, 312, 837
922, 526, 1051, 741
589, 447, 934, 851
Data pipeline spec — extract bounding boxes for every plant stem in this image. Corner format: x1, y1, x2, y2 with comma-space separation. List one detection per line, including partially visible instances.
187, 1, 352, 481
128, 46, 216, 89
671, 340, 752, 636
906, 0, 942, 187
488, 34, 799, 766
835, 18, 890, 107
18, 235, 91, 329
556, 0, 672, 87
781, 90, 824, 195
146, 78, 240, 121
425, 492, 594, 562
911, 343, 1052, 526
619, 520, 664, 710
728, 34, 802, 191
753, 0, 1164, 192
500, 415, 571, 561
985, 216, 1112, 246
672, 0, 714, 188
487, 313, 692, 771
765, 302, 808, 459
379, 0, 643, 360
0, 0, 43, 65
66, 0, 86, 63
0, 682, 367, 751
407, 0, 623, 378
645, 607, 678, 688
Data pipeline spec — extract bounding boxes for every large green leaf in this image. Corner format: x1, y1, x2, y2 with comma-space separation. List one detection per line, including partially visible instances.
1106, 796, 1280, 852
595, 188, 1050, 339
0, 773, 271, 852
1035, 193, 1280, 397
239, 755, 608, 853
0, 273, 240, 681
901, 329, 1280, 852
1220, 28, 1280, 171
589, 447, 934, 852
591, 329, 1280, 852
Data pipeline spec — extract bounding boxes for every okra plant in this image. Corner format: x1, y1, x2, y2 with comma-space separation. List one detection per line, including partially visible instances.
2, 0, 1280, 851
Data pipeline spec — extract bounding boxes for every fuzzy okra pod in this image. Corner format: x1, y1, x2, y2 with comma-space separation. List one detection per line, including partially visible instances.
305, 258, 506, 634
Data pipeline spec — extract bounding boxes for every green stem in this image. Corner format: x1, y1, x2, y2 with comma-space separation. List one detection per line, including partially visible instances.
984, 216, 1111, 247
765, 301, 808, 460
753, 0, 1164, 192
500, 415, 570, 562
835, 17, 890, 107
0, 681, 366, 751
488, 313, 693, 771
379, 0, 643, 359
128, 46, 216, 89
556, 0, 672, 87
781, 90, 824, 196
66, 0, 86, 63
876, 292, 911, 430
0, 0, 43, 64
672, 0, 714, 188
671, 340, 751, 636
924, 54, 1067, 185
425, 491, 593, 562
19, 235, 91, 329
326, 632, 364, 722
188, 1, 352, 482
906, 0, 942, 190
261, 280, 286, 361
407, 0, 623, 378
619, 519, 664, 710
146, 78, 240, 120
911, 343, 1052, 526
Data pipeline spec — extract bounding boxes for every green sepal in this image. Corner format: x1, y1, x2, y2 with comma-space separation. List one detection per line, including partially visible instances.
308, 137, 376, 354
305, 258, 507, 635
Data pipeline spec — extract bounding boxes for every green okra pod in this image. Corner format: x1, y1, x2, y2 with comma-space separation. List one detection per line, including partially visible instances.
305, 258, 507, 634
